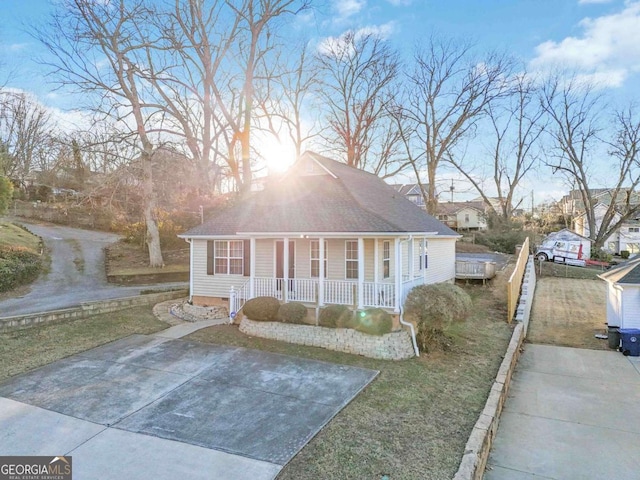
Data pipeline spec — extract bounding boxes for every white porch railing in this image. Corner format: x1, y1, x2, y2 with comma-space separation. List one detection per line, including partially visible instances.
363, 282, 396, 308
229, 280, 250, 321
324, 280, 356, 306
239, 277, 401, 310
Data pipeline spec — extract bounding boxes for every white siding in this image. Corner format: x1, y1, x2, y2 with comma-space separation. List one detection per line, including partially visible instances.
606, 283, 622, 328
191, 239, 248, 299
424, 237, 456, 284
622, 286, 640, 329
255, 239, 273, 277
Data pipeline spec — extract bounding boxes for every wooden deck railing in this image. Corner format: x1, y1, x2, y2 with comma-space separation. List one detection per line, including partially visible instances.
507, 237, 530, 323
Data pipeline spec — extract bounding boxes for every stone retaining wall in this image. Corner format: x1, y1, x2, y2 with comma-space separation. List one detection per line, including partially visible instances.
239, 318, 415, 360
0, 289, 188, 331
453, 322, 525, 480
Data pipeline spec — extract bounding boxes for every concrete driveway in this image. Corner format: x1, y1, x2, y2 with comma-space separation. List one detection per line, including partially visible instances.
0, 221, 186, 317
0, 334, 377, 479
486, 344, 640, 479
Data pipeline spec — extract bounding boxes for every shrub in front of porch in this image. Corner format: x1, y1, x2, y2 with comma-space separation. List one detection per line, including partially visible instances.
277, 302, 308, 324
243, 296, 280, 321
319, 305, 354, 328
404, 283, 472, 352
353, 308, 393, 336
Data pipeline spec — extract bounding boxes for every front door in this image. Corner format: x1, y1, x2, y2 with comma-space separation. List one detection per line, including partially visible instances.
276, 241, 295, 292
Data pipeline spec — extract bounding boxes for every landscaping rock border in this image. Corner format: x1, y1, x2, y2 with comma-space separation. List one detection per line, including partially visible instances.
239, 317, 415, 360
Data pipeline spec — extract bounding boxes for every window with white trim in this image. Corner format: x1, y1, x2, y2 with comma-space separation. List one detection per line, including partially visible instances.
214, 240, 244, 275
310, 240, 328, 278
419, 240, 428, 270
383, 241, 390, 279
345, 240, 358, 279
629, 227, 640, 233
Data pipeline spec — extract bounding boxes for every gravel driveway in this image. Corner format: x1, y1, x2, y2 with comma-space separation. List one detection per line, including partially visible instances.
0, 221, 186, 317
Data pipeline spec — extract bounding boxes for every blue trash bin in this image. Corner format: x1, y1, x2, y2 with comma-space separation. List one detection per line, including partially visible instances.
619, 328, 640, 357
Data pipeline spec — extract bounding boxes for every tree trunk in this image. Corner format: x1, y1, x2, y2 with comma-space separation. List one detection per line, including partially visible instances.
141, 151, 164, 267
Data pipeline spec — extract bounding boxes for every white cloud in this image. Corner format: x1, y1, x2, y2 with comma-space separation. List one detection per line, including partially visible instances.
333, 0, 366, 20
529, 2, 640, 88
317, 23, 396, 57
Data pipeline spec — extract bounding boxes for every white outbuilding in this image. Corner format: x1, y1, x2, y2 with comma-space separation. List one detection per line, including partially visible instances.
599, 257, 640, 329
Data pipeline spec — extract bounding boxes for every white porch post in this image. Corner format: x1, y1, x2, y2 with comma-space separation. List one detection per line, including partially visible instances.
319, 237, 325, 306
422, 238, 427, 284
283, 237, 289, 303
249, 237, 256, 298
408, 237, 415, 279
357, 237, 365, 309
394, 237, 401, 313
188, 239, 194, 302
373, 238, 379, 284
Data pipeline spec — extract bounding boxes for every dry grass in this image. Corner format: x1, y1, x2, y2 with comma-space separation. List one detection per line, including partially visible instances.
106, 240, 189, 275
186, 271, 513, 480
527, 277, 608, 350
0, 221, 41, 252
0, 306, 169, 382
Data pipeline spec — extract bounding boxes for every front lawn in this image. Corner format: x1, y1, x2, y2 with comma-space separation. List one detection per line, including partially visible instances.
0, 306, 169, 381
0, 221, 45, 293
186, 276, 513, 480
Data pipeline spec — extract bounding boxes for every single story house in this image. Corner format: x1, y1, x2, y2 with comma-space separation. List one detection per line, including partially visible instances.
436, 201, 487, 231
599, 257, 640, 329
179, 152, 459, 319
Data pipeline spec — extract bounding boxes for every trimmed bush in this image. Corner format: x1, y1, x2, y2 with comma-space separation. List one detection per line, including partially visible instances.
319, 304, 354, 328
352, 308, 393, 336
404, 283, 472, 352
277, 302, 308, 324
621, 250, 630, 259
0, 247, 42, 292
242, 296, 280, 321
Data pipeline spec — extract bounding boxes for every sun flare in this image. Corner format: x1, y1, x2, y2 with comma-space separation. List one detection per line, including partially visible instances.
260, 136, 297, 174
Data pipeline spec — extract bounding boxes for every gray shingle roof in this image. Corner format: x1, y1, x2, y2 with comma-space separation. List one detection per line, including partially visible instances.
183, 152, 457, 237
599, 257, 640, 285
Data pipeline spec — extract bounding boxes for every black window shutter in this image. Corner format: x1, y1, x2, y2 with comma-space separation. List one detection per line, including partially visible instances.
207, 241, 214, 275
244, 239, 251, 276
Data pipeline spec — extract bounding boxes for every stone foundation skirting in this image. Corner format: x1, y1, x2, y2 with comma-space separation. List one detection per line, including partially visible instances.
239, 318, 415, 361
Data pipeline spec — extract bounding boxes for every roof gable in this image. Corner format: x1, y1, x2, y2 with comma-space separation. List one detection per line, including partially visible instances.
599, 257, 640, 285
184, 152, 457, 237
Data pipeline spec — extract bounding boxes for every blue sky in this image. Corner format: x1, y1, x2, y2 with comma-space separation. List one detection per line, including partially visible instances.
2, 0, 639, 201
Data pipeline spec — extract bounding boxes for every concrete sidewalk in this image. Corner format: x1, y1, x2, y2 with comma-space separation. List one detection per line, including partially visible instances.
486, 344, 640, 479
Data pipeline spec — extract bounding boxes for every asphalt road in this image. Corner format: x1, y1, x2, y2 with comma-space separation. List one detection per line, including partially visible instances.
0, 221, 186, 318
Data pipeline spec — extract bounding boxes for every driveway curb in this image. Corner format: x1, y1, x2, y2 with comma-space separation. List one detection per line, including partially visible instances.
453, 322, 525, 480
0, 289, 187, 330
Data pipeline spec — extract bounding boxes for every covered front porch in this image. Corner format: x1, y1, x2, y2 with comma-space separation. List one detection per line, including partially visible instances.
228, 235, 430, 317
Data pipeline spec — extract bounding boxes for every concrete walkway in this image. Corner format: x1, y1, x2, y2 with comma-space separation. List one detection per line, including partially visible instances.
486, 344, 640, 479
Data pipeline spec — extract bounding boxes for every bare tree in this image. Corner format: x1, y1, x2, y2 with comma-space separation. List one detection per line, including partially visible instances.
255, 40, 320, 160
541, 74, 640, 250
315, 31, 406, 176
37, 0, 167, 266
0, 91, 54, 184
398, 37, 512, 214
447, 72, 545, 220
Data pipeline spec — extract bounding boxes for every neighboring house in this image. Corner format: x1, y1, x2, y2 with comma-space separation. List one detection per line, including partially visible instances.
180, 152, 460, 318
599, 257, 640, 329
436, 201, 487, 231
391, 183, 428, 208
573, 203, 640, 256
